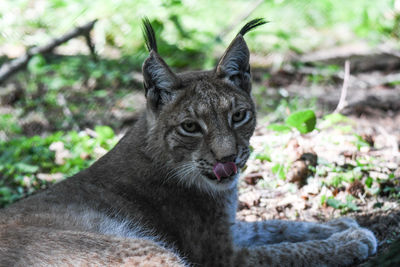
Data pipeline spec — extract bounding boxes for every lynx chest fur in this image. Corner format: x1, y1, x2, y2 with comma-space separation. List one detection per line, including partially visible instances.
0, 18, 377, 267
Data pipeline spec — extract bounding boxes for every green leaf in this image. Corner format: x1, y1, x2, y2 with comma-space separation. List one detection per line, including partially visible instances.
365, 177, 373, 188
285, 109, 316, 134
321, 113, 349, 128
354, 134, 371, 150
15, 163, 39, 173
345, 196, 359, 211
320, 194, 326, 205
267, 124, 292, 133
255, 153, 271, 162
95, 126, 114, 140
0, 187, 12, 197
27, 55, 47, 75
271, 163, 286, 180
326, 197, 344, 209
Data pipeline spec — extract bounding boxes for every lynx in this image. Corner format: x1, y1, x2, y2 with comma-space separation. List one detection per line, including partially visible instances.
0, 18, 376, 266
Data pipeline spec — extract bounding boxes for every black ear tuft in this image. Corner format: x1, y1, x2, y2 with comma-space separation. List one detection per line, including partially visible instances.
216, 18, 266, 93
238, 18, 268, 37
142, 17, 158, 53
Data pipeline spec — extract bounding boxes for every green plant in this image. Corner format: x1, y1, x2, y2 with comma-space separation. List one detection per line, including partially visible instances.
353, 134, 371, 151
319, 113, 350, 129
0, 114, 21, 138
0, 127, 119, 207
321, 195, 359, 214
272, 163, 289, 180
268, 109, 317, 134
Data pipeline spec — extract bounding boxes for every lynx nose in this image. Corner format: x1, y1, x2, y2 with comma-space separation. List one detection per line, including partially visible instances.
211, 135, 237, 163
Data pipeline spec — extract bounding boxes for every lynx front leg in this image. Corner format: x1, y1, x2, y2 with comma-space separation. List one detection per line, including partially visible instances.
233, 227, 377, 267
232, 218, 359, 247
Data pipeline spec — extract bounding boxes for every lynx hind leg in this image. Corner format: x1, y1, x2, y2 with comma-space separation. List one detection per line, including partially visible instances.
112, 239, 187, 267
0, 226, 186, 267
82, 237, 187, 267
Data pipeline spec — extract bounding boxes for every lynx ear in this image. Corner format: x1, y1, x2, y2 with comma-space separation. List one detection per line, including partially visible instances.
143, 52, 179, 109
216, 18, 267, 93
142, 17, 180, 111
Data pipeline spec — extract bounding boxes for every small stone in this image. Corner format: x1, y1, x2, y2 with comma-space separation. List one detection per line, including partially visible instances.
244, 214, 258, 222
239, 191, 261, 209
37, 173, 64, 182
287, 160, 308, 184
243, 172, 263, 185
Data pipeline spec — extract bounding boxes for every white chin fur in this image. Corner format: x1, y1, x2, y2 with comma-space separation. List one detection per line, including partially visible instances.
174, 166, 239, 195
202, 172, 239, 191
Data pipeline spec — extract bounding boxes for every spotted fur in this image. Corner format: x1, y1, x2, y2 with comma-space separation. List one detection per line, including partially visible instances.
0, 18, 376, 266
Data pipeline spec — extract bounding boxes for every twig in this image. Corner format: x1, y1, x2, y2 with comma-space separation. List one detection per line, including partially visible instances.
216, 0, 264, 42
334, 60, 350, 113
85, 128, 98, 138
84, 32, 97, 61
0, 19, 98, 85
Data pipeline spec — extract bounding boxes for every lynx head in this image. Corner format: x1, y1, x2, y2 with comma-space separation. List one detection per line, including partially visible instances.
141, 18, 266, 194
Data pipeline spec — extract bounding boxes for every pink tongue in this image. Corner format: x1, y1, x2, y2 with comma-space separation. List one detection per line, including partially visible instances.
213, 162, 237, 181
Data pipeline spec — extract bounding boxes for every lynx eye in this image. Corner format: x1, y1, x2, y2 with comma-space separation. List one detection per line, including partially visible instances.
232, 110, 247, 124
180, 121, 201, 134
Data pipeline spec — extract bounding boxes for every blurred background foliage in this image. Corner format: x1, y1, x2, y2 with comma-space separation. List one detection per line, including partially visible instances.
0, 0, 399, 206
1, 0, 397, 68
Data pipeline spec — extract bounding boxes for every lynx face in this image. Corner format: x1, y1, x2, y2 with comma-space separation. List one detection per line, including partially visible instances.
154, 78, 256, 191
141, 18, 263, 193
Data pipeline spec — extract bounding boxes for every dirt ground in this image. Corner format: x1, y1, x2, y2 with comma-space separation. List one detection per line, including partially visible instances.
237, 51, 400, 262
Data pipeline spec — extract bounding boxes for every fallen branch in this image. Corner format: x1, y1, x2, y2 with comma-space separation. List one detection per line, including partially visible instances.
0, 19, 98, 85
334, 60, 350, 113
299, 43, 400, 73
265, 64, 400, 90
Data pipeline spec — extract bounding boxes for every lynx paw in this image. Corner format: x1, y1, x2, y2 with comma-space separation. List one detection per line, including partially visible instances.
329, 227, 377, 264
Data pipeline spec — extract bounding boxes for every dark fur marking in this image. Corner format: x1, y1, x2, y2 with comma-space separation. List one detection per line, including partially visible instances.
238, 18, 268, 36
142, 17, 158, 52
